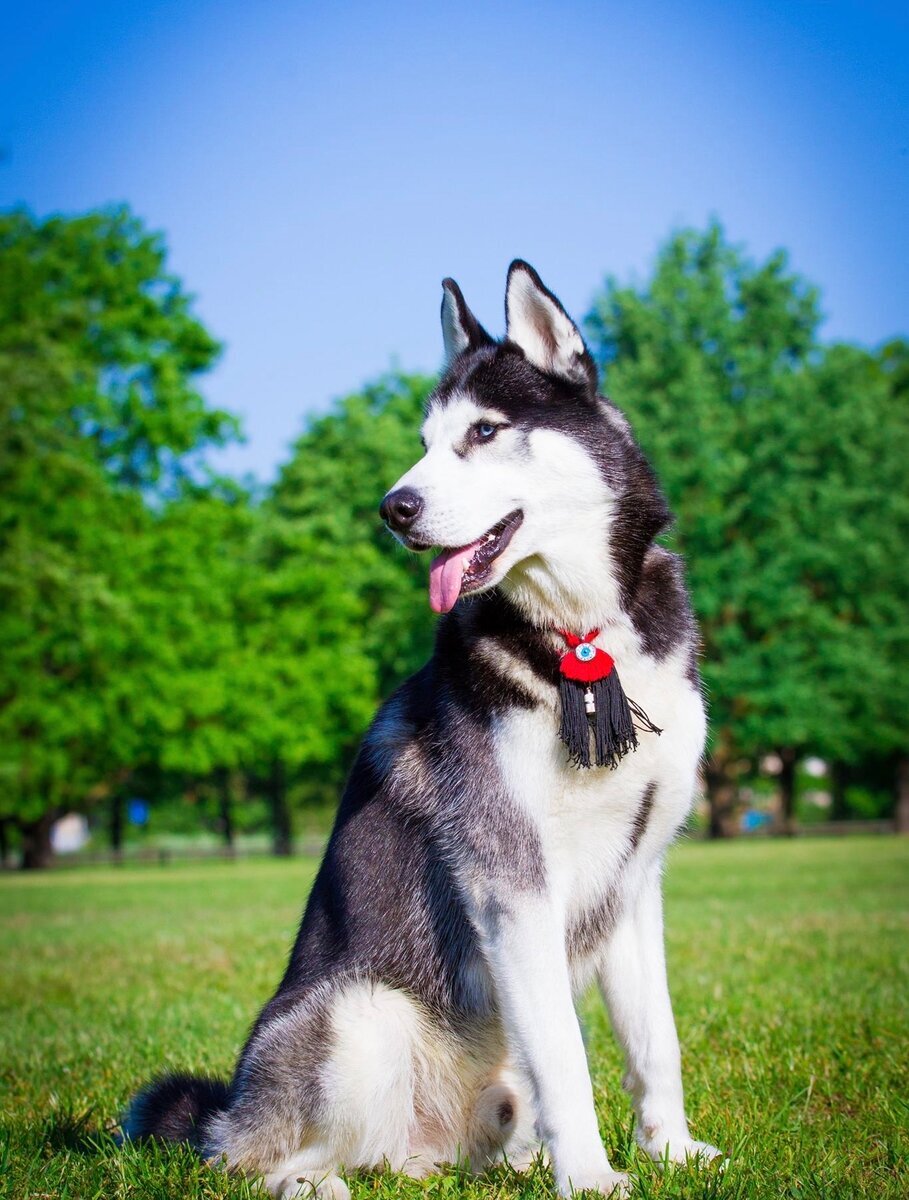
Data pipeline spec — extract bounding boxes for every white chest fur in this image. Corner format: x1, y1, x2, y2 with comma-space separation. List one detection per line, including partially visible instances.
490, 628, 706, 960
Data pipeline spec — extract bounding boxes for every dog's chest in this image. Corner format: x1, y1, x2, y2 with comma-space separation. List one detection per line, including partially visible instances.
491, 641, 705, 911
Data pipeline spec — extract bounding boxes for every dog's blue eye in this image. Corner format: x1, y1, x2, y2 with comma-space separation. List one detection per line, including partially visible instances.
476, 423, 497, 440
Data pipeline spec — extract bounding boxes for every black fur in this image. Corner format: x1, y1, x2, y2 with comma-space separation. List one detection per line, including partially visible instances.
629, 780, 657, 853
631, 547, 701, 683
122, 1072, 230, 1146
441, 277, 494, 361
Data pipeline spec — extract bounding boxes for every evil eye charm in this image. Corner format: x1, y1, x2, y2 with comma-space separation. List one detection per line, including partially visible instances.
575, 642, 596, 662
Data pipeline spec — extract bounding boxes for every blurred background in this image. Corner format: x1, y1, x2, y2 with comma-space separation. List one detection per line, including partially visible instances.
2, 0, 908, 867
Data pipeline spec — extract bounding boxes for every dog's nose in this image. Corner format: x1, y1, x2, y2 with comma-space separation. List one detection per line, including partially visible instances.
380, 487, 424, 532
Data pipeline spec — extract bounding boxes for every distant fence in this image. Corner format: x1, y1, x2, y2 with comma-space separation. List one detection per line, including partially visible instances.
0, 838, 329, 871
743, 819, 897, 838
0, 819, 900, 871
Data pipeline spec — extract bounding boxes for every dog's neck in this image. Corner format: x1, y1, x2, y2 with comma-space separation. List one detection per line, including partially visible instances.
497, 542, 634, 637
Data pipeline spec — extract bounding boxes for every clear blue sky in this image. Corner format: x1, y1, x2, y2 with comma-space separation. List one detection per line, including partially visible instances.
3, 0, 907, 480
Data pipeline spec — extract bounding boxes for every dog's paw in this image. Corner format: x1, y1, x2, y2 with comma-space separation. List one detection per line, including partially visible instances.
681, 1140, 724, 1164
398, 1150, 440, 1179
637, 1130, 724, 1166
267, 1168, 351, 1200
501, 1140, 548, 1172
561, 1167, 631, 1197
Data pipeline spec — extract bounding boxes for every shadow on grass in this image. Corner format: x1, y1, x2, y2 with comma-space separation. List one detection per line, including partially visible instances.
41, 1106, 116, 1156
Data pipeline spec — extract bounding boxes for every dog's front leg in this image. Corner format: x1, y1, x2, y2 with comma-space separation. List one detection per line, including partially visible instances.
597, 863, 721, 1165
479, 894, 629, 1197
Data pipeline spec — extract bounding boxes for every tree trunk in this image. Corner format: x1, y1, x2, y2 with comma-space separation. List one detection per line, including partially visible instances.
829, 761, 851, 821
20, 813, 56, 869
110, 792, 124, 862
778, 748, 798, 836
268, 760, 293, 857
217, 769, 235, 853
0, 819, 8, 867
705, 759, 737, 838
896, 755, 909, 834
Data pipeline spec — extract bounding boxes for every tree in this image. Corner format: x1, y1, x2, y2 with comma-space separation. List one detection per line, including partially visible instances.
225, 508, 380, 853
585, 224, 909, 833
271, 373, 437, 701
240, 373, 438, 849
798, 339, 909, 830
0, 207, 235, 865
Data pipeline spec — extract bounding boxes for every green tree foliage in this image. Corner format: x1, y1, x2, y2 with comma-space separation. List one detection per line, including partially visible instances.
129, 487, 253, 781
585, 224, 909, 830
0, 208, 234, 863
238, 373, 440, 848
801, 339, 909, 764
225, 509, 381, 851
0, 208, 440, 865
0, 207, 232, 491
3, 206, 905, 863
271, 374, 437, 699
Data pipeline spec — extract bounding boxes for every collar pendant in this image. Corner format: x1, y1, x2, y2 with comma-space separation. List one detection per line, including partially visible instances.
554, 628, 662, 769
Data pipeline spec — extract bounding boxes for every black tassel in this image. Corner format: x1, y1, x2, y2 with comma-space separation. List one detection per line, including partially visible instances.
559, 667, 662, 770
594, 668, 636, 768
559, 674, 593, 768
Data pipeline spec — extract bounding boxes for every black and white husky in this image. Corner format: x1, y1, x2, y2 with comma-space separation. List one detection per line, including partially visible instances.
124, 263, 721, 1197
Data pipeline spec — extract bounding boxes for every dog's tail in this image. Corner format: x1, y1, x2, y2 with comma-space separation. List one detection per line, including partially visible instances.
121, 1072, 230, 1147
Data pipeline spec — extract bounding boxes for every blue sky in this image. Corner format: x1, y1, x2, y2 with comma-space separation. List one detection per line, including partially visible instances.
3, 0, 907, 480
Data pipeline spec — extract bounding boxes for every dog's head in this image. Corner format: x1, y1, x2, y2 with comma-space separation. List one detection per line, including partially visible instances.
381, 261, 670, 624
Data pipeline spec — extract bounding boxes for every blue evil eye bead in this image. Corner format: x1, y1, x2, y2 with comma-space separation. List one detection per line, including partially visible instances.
575, 642, 596, 662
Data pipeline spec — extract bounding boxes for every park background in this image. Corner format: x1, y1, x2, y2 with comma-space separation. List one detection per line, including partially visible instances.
1, 4, 908, 1200
2, 0, 908, 866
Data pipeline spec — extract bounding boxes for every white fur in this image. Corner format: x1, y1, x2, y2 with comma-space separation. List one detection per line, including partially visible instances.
472, 887, 628, 1196
598, 872, 717, 1164
393, 396, 525, 551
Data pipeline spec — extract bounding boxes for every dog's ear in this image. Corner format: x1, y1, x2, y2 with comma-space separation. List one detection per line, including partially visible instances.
441, 278, 494, 366
505, 260, 597, 391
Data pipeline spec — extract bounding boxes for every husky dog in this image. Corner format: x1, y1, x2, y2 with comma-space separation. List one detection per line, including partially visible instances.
123, 262, 721, 1197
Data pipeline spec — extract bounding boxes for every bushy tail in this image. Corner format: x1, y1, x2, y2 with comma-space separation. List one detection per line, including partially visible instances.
121, 1072, 230, 1148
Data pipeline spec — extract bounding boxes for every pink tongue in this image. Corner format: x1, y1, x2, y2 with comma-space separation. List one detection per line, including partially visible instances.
429, 539, 484, 613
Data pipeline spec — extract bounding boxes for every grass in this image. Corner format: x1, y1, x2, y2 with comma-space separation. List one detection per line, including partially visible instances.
0, 836, 906, 1200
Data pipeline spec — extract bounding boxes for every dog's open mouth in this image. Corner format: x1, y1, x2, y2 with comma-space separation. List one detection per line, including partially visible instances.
427, 510, 523, 614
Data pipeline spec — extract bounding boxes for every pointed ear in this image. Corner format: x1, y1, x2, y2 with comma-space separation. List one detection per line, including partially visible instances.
441, 278, 494, 366
505, 260, 597, 390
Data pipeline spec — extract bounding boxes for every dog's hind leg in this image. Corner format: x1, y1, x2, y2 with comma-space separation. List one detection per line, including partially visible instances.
316, 980, 424, 1171
207, 979, 510, 1194
202, 987, 344, 1192
207, 979, 443, 1194
313, 981, 518, 1177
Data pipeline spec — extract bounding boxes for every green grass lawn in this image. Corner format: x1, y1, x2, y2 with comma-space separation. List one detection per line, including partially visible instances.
1, 836, 906, 1200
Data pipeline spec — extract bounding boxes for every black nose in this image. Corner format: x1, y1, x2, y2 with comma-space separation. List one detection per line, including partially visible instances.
380, 487, 424, 532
